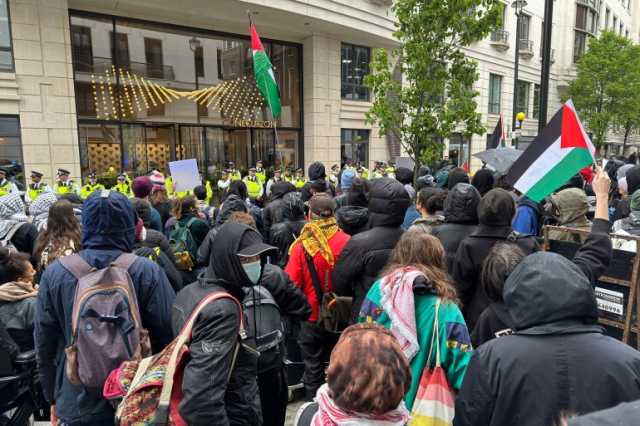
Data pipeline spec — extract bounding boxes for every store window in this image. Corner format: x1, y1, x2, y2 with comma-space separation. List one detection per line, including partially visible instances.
341, 129, 369, 166
341, 43, 370, 101
533, 84, 540, 119
0, 0, 13, 72
0, 116, 23, 186
488, 74, 502, 114
515, 80, 530, 117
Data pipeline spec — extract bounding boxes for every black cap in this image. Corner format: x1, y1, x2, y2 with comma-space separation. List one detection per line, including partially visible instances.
0, 168, 7, 175
88, 171, 97, 178
57, 168, 70, 176
30, 170, 43, 178
117, 173, 126, 180
237, 230, 277, 257
249, 167, 257, 172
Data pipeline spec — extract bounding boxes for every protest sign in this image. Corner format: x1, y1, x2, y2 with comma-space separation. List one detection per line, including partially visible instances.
169, 159, 200, 192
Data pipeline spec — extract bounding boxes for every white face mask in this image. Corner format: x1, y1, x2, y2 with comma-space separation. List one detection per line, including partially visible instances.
242, 260, 262, 284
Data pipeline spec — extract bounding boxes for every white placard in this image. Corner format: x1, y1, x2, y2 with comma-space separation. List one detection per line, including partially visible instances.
169, 159, 201, 193
595, 287, 624, 317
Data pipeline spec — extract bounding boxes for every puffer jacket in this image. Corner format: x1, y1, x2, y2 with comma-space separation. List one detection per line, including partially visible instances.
333, 178, 410, 322
34, 191, 175, 425
454, 219, 640, 426
548, 188, 591, 243
172, 223, 275, 426
452, 188, 539, 330
335, 206, 369, 236
263, 181, 296, 238
431, 183, 480, 273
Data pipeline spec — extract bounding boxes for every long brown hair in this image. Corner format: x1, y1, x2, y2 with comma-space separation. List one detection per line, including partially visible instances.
381, 229, 458, 302
33, 199, 81, 266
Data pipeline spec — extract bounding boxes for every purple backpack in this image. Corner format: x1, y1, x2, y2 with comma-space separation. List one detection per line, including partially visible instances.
60, 253, 151, 390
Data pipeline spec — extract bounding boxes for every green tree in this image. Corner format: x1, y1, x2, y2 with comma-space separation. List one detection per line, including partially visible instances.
365, 0, 502, 175
567, 31, 640, 150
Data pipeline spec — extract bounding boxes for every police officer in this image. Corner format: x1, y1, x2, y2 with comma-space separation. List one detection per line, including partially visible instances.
283, 167, 294, 183
266, 168, 283, 197
329, 164, 340, 187
0, 168, 18, 197
255, 160, 266, 184
217, 169, 232, 192
24, 170, 52, 203
53, 168, 78, 196
111, 173, 132, 197
80, 171, 105, 199
228, 162, 242, 181
371, 161, 386, 179
243, 167, 264, 200
293, 168, 306, 190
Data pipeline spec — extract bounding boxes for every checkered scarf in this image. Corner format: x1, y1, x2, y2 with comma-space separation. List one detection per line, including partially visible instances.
29, 192, 58, 231
0, 193, 27, 240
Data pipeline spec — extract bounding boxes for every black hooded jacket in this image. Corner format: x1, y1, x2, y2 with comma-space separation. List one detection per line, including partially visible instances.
172, 223, 264, 426
336, 206, 369, 236
614, 165, 640, 221
333, 178, 410, 321
431, 183, 480, 273
268, 192, 307, 268
568, 400, 640, 426
262, 181, 296, 238
197, 195, 248, 266
301, 162, 336, 202
452, 188, 539, 330
471, 168, 494, 196
454, 219, 640, 426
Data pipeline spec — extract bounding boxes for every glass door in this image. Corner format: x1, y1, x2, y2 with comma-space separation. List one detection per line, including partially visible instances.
253, 129, 275, 168
179, 125, 206, 173
225, 129, 250, 173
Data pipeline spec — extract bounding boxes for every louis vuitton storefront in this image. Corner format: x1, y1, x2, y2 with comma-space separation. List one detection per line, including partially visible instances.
71, 10, 302, 179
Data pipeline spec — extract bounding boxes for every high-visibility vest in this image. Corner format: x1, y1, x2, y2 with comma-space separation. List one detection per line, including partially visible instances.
112, 182, 132, 197
205, 181, 213, 204
256, 169, 266, 184
0, 180, 13, 196
230, 171, 242, 181
27, 183, 49, 201
81, 183, 105, 199
293, 178, 306, 189
54, 181, 77, 195
244, 177, 263, 199
165, 176, 174, 196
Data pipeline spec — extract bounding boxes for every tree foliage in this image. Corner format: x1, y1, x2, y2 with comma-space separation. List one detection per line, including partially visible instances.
568, 31, 640, 149
365, 0, 502, 171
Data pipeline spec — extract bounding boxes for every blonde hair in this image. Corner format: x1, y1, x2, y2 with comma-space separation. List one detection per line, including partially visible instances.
382, 229, 458, 303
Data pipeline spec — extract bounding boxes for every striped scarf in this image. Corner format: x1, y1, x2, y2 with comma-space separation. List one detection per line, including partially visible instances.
289, 217, 339, 266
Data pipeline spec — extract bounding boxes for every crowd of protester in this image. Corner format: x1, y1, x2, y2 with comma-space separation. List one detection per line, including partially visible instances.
1, 156, 640, 425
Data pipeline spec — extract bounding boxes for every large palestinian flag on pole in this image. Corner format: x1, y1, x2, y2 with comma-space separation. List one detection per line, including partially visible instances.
250, 24, 281, 119
506, 100, 595, 202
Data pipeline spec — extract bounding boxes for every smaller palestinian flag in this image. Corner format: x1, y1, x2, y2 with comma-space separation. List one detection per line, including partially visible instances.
488, 113, 507, 149
506, 100, 595, 202
250, 24, 281, 118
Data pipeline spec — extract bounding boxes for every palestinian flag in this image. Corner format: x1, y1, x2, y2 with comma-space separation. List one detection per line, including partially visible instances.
506, 100, 595, 202
488, 113, 507, 149
250, 24, 281, 118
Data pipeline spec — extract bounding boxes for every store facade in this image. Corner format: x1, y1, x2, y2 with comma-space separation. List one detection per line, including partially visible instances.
71, 11, 303, 179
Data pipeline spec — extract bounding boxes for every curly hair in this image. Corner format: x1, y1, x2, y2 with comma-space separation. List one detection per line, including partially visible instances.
382, 229, 458, 303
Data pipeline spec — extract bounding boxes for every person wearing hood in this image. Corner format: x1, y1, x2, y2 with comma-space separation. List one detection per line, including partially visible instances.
409, 187, 446, 234
333, 178, 411, 322
173, 222, 310, 426
227, 180, 265, 237
447, 167, 470, 190
35, 190, 175, 426
431, 183, 481, 273
301, 161, 336, 203
547, 187, 591, 243
0, 192, 38, 256
454, 169, 640, 426
269, 192, 307, 267
564, 400, 640, 426
452, 188, 539, 330
334, 169, 355, 208
512, 195, 544, 236
613, 165, 640, 221
262, 180, 296, 239
471, 168, 495, 196
396, 167, 420, 230
335, 204, 369, 236
285, 194, 351, 400
173, 223, 268, 425
196, 193, 249, 267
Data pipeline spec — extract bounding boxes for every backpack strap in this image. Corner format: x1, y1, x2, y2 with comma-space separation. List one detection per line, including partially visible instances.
154, 291, 244, 425
112, 252, 139, 270
304, 252, 325, 303
59, 253, 94, 280
185, 217, 198, 228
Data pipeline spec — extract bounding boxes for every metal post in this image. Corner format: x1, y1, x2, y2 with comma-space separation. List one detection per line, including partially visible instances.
512, 10, 521, 132
538, 0, 554, 133
194, 53, 200, 125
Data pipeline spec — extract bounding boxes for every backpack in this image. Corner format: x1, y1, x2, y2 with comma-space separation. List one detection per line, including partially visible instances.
104, 291, 245, 426
243, 285, 284, 373
0, 222, 23, 252
169, 217, 198, 271
59, 253, 151, 391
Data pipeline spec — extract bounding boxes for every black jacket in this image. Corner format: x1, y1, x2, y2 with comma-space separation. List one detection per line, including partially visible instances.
11, 222, 39, 259
259, 263, 311, 320
172, 223, 267, 426
470, 302, 513, 348
568, 400, 640, 426
269, 220, 306, 268
262, 181, 296, 239
333, 178, 410, 321
336, 206, 369, 236
431, 183, 480, 273
452, 225, 538, 330
197, 195, 248, 266
454, 219, 640, 426
0, 297, 36, 352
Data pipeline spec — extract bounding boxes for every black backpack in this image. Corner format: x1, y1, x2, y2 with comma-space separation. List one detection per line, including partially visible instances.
242, 285, 284, 373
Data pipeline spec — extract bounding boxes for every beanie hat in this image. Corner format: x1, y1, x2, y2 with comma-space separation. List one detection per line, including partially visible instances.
132, 176, 153, 198
341, 169, 356, 191
308, 161, 326, 180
